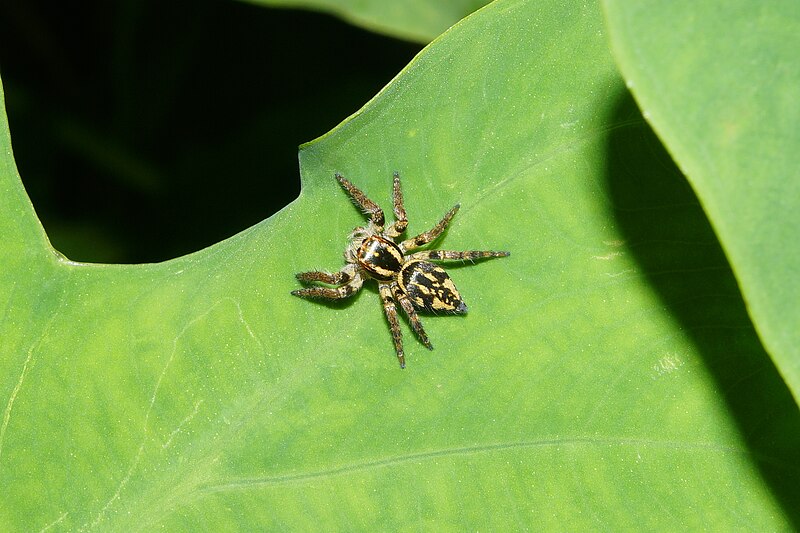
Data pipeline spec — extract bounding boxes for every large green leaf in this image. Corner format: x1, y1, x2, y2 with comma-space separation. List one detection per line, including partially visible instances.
242, 0, 491, 42
2, 0, 799, 530
602, 0, 800, 405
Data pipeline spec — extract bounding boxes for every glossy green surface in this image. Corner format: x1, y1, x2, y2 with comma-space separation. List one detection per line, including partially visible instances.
604, 0, 800, 406
1, 0, 797, 530
242, 0, 490, 42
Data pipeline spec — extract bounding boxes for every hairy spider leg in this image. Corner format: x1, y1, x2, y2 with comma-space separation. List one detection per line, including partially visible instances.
386, 172, 408, 238
408, 250, 511, 262
291, 268, 363, 299
400, 204, 460, 252
391, 281, 432, 349
295, 263, 358, 284
378, 283, 406, 368
336, 174, 385, 229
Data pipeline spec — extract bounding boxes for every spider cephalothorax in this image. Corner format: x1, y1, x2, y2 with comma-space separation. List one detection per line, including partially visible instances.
292, 173, 510, 368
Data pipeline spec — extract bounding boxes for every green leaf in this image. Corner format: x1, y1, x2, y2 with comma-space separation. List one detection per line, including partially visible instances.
241, 0, 491, 42
603, 1, 800, 405
2, 0, 799, 530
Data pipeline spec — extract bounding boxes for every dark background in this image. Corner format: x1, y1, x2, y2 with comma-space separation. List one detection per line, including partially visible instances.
0, 0, 422, 263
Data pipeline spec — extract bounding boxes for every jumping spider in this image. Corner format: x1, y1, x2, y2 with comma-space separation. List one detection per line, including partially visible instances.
292, 173, 510, 368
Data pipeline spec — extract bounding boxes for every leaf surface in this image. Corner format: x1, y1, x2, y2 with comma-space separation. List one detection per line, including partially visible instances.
242, 0, 491, 42
604, 0, 800, 404
1, 0, 799, 530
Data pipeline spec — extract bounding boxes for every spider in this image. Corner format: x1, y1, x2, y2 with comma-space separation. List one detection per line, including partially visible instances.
291, 173, 510, 368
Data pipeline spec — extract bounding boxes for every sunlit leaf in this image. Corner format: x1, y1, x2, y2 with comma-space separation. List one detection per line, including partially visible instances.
1, 0, 798, 530
242, 0, 491, 42
604, 0, 800, 404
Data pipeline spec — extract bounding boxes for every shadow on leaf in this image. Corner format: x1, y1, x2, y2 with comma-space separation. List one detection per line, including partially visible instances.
606, 91, 800, 527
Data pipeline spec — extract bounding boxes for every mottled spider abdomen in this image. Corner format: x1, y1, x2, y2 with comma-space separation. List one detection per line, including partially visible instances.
292, 172, 509, 368
399, 260, 467, 313
357, 235, 404, 281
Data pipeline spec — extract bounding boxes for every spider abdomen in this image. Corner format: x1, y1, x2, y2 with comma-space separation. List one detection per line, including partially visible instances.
399, 260, 467, 313
357, 235, 404, 281
293, 173, 509, 368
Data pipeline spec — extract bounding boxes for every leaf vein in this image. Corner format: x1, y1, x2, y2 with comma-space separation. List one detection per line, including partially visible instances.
199, 437, 753, 492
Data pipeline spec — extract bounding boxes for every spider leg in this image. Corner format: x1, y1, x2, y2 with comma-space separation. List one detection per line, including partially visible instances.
400, 204, 460, 252
336, 173, 385, 229
291, 269, 363, 300
408, 250, 511, 262
386, 172, 408, 238
378, 282, 406, 368
296, 263, 357, 284
391, 282, 432, 350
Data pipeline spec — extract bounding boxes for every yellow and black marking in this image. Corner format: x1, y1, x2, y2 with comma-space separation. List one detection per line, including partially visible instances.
292, 172, 510, 368
358, 235, 404, 281
399, 260, 467, 313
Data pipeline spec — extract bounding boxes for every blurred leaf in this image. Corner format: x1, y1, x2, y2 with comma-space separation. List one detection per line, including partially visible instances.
242, 0, 491, 42
1, 0, 799, 531
603, 0, 800, 404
